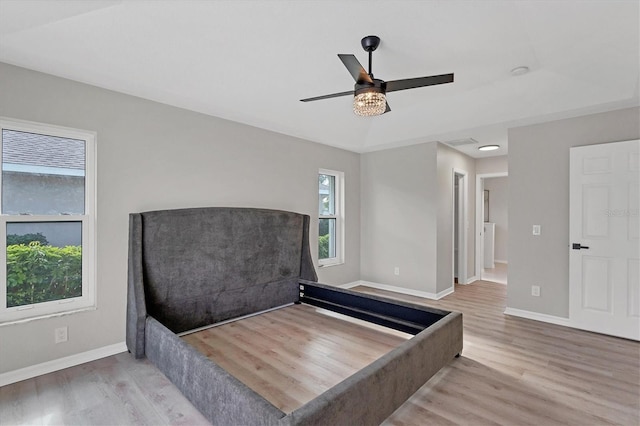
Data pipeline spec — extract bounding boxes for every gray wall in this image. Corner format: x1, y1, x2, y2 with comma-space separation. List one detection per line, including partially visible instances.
436, 143, 476, 290
483, 176, 508, 262
0, 62, 361, 373
507, 107, 640, 317
360, 143, 439, 293
360, 142, 476, 294
476, 155, 508, 175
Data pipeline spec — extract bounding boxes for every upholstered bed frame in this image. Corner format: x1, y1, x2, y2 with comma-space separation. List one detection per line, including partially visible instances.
126, 207, 462, 425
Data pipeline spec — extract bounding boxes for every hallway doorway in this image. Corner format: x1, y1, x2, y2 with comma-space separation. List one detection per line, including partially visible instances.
476, 172, 508, 284
453, 169, 468, 285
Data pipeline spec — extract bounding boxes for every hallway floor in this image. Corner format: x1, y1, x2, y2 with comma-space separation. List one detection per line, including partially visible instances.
482, 261, 507, 284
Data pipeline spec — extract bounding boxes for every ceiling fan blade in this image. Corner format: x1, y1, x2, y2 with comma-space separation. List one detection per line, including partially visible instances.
338, 54, 373, 84
385, 73, 454, 93
384, 102, 391, 113
300, 90, 354, 102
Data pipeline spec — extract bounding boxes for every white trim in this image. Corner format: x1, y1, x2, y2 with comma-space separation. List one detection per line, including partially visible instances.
435, 286, 455, 299
0, 305, 96, 327
0, 118, 97, 323
504, 307, 571, 327
476, 172, 508, 281
340, 280, 453, 300
0, 341, 126, 387
317, 261, 345, 268
0, 116, 97, 141
318, 168, 344, 266
504, 307, 638, 340
464, 275, 478, 284
452, 168, 468, 288
494, 259, 508, 264
338, 281, 361, 289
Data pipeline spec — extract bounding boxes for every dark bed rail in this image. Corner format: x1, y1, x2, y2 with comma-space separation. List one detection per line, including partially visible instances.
298, 281, 446, 335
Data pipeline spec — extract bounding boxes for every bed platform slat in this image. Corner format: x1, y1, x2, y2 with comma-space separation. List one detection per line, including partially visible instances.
299, 282, 448, 335
302, 295, 427, 335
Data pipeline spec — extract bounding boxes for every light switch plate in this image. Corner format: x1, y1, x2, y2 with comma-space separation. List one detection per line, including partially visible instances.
532, 225, 541, 236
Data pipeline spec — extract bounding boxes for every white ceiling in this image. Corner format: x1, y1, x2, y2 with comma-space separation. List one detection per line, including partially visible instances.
0, 0, 638, 158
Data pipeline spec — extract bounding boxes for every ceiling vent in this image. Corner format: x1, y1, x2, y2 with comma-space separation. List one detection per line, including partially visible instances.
444, 138, 479, 147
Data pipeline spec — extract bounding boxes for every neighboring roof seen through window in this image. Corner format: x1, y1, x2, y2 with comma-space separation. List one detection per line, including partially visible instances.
2, 129, 85, 171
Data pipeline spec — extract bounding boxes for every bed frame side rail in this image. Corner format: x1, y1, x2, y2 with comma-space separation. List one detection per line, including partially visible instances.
285, 310, 463, 425
145, 316, 286, 426
298, 281, 445, 335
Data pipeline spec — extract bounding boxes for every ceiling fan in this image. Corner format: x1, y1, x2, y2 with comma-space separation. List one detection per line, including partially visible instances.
300, 35, 454, 116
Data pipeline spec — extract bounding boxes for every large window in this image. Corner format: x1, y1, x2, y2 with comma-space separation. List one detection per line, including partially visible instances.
318, 169, 344, 266
0, 118, 96, 323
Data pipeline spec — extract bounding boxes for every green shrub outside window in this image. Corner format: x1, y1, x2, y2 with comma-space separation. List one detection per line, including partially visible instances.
6, 241, 82, 308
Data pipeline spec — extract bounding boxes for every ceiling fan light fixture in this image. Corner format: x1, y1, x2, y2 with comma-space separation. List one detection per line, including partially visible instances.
301, 35, 454, 117
353, 90, 386, 116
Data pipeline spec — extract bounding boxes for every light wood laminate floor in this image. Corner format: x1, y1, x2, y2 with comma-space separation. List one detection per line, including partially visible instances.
1, 280, 638, 425
481, 261, 508, 285
182, 303, 410, 413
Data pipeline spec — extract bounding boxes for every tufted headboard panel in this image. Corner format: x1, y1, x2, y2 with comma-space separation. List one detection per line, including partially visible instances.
126, 207, 318, 358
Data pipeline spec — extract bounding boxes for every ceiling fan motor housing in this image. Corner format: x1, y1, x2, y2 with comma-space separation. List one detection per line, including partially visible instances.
355, 79, 386, 96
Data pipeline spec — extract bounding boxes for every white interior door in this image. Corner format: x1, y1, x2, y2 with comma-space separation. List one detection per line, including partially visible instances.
569, 139, 640, 340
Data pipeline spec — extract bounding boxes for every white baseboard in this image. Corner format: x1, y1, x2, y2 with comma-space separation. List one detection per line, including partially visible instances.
503, 307, 640, 339
341, 280, 453, 300
0, 341, 127, 387
339, 281, 361, 289
464, 275, 479, 284
495, 259, 508, 264
504, 307, 571, 327
435, 286, 455, 299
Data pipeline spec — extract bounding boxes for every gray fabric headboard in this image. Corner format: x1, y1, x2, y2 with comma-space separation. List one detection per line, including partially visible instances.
127, 207, 318, 358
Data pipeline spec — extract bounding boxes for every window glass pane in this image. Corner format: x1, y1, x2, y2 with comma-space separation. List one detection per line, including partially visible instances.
319, 174, 335, 216
319, 218, 336, 260
2, 129, 85, 215
6, 222, 82, 308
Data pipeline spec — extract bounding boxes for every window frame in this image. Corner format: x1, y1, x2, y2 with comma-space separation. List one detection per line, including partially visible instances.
0, 117, 97, 324
318, 168, 344, 267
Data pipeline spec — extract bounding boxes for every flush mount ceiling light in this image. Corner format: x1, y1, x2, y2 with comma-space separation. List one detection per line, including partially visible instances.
510, 66, 530, 76
301, 35, 454, 117
478, 145, 500, 151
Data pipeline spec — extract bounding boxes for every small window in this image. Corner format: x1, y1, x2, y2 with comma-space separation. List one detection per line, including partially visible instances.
318, 169, 344, 266
0, 118, 96, 323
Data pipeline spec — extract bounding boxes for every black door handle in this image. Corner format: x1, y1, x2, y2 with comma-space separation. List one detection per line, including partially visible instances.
572, 243, 590, 250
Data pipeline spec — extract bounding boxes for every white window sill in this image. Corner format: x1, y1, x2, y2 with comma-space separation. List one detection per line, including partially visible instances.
318, 261, 345, 268
0, 306, 96, 327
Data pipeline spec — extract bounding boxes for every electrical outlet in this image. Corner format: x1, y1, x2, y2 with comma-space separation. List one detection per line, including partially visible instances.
532, 225, 541, 236
531, 285, 541, 297
55, 326, 68, 344
394, 267, 400, 276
